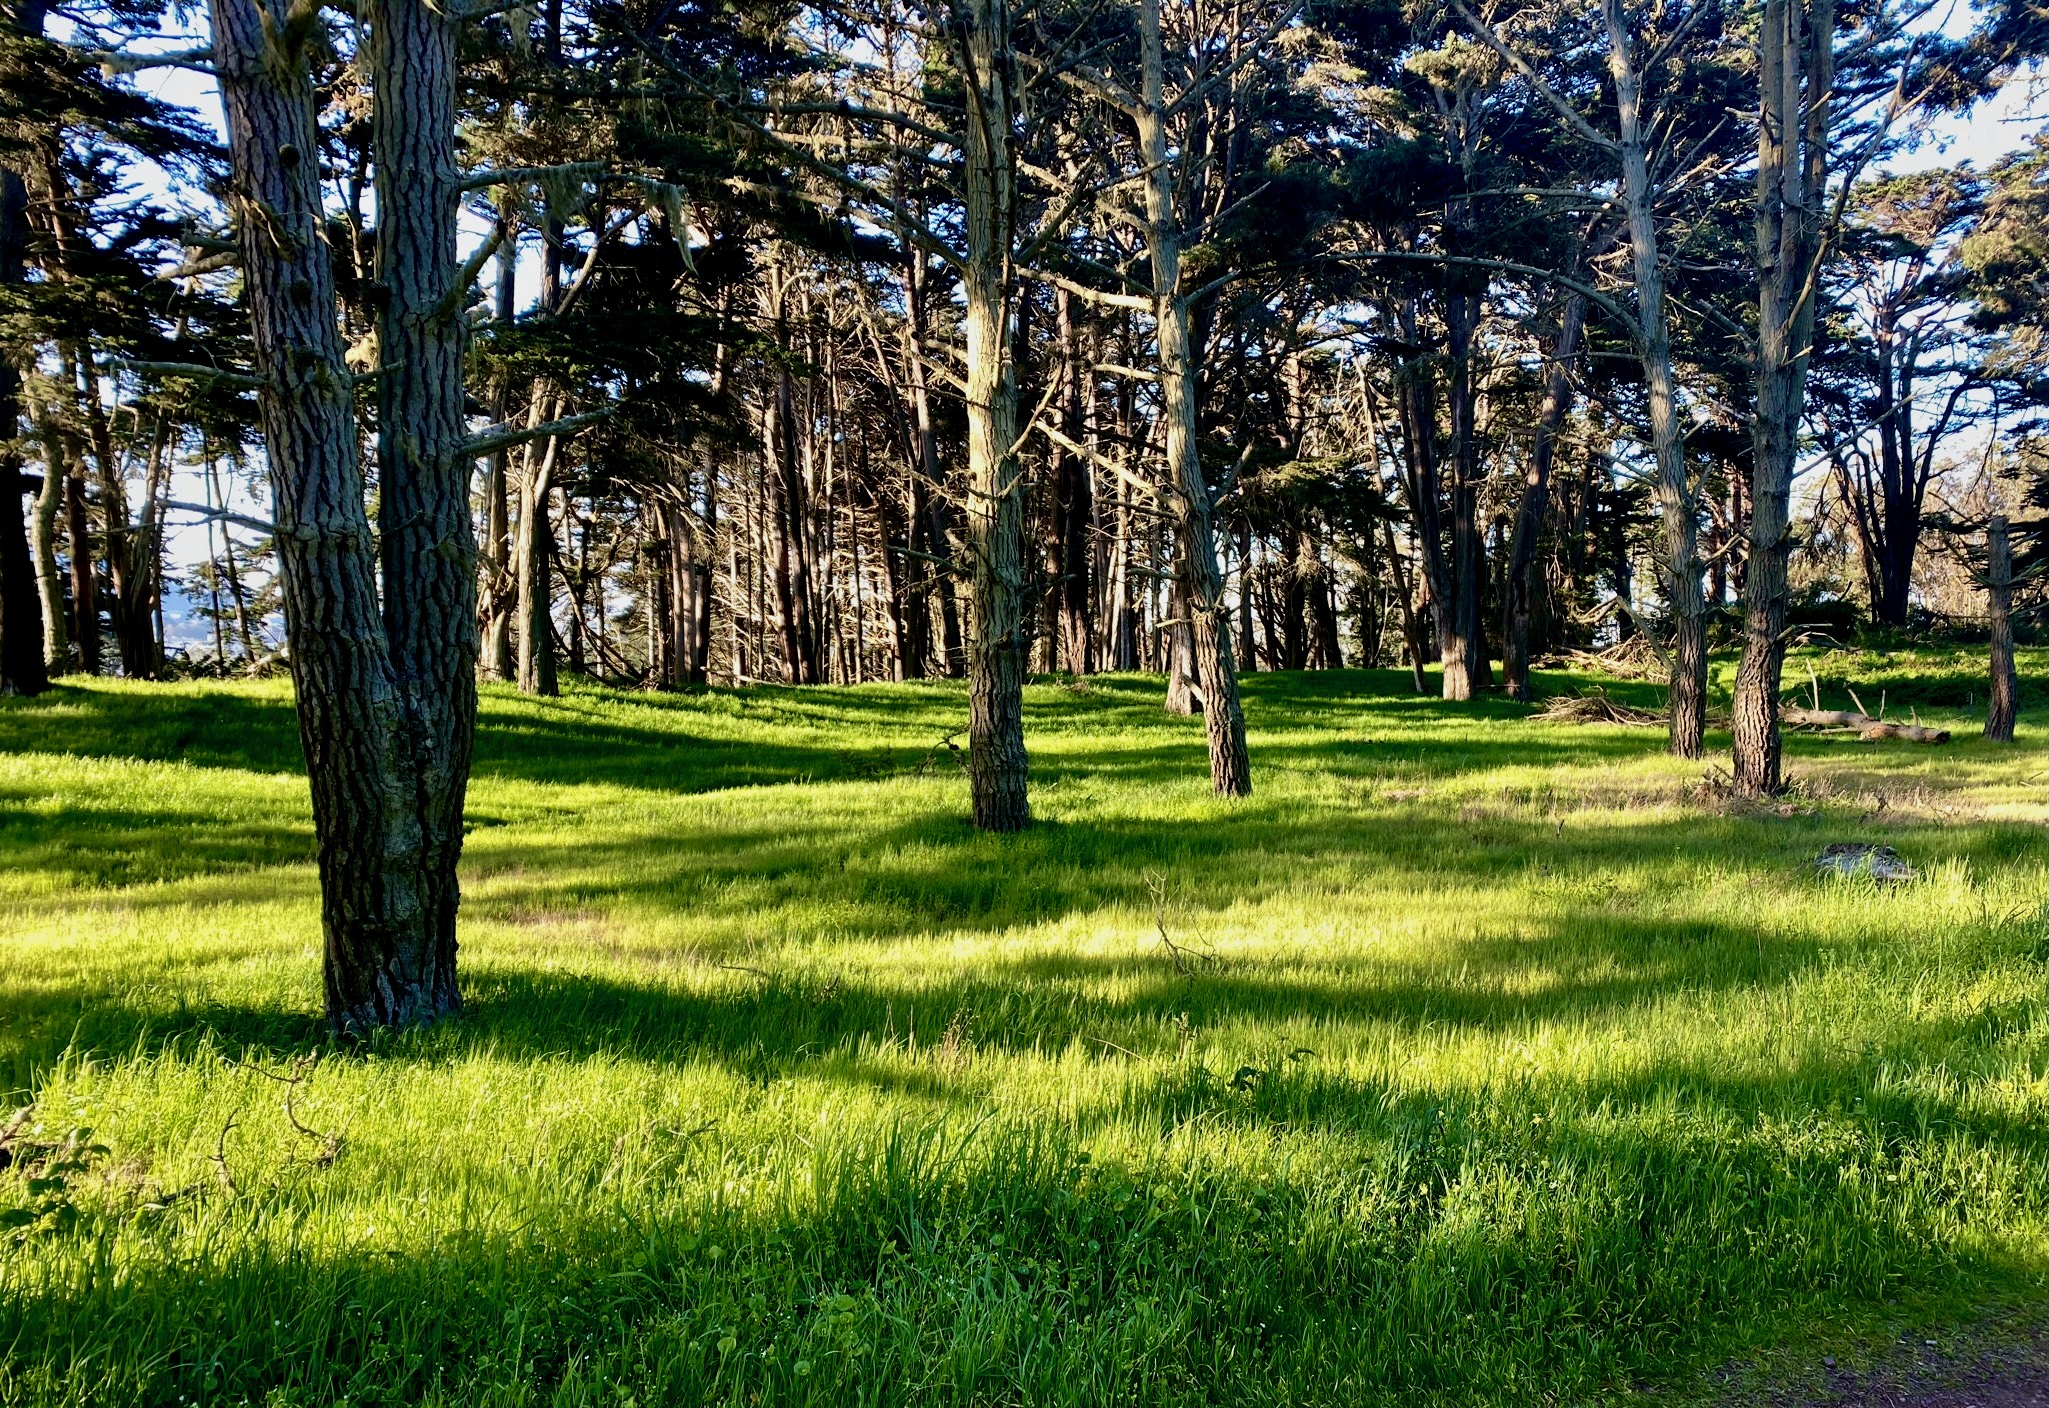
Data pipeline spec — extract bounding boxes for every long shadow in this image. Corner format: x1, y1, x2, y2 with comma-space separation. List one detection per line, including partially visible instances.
4, 1054, 2023, 1408
2, 957, 2039, 1407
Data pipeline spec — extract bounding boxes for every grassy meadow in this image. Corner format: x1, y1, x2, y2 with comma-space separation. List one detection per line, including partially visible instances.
0, 649, 2044, 1407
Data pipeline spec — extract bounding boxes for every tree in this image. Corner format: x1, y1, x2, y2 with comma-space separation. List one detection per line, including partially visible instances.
0, 0, 43, 697
1731, 0, 1926, 796
201, 0, 500, 1031
1810, 168, 1988, 626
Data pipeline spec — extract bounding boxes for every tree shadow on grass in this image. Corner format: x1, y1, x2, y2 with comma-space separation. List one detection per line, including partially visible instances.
0, 671, 1697, 802
0, 1065, 2008, 1408
1, 972, 2038, 1408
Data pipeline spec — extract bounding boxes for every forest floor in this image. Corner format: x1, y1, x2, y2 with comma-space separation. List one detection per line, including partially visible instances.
0, 646, 2043, 1407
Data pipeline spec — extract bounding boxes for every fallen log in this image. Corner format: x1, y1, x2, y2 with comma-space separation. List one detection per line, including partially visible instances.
1782, 706, 1949, 744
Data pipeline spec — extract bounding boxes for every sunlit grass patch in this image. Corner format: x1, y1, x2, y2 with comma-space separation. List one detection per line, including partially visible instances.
0, 652, 2042, 1406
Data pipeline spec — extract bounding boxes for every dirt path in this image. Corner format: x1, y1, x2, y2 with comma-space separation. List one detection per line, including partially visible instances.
1697, 1320, 2049, 1408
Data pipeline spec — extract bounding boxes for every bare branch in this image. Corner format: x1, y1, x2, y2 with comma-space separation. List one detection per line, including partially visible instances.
89, 45, 215, 76
165, 499, 277, 536
117, 358, 264, 390
459, 162, 606, 194
156, 249, 241, 280
461, 407, 612, 460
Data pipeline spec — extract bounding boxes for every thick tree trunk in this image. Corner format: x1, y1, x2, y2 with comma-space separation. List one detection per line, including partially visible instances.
369, 0, 477, 1011
211, 0, 454, 1033
1139, 0, 1249, 792
959, 0, 1029, 830
1985, 514, 2017, 742
0, 72, 47, 696
1733, 0, 1833, 794
1503, 291, 1584, 702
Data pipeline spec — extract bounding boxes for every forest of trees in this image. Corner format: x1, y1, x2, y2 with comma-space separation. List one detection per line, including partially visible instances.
1, 0, 2044, 1028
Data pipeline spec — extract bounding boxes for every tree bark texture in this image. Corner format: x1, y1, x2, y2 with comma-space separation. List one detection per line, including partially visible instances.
368, 0, 477, 1021
1734, 0, 1833, 794
209, 0, 456, 1033
0, 24, 47, 697
958, 0, 1030, 831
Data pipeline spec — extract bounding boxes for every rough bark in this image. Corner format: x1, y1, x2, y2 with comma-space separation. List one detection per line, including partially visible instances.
368, 0, 477, 1023
1733, 0, 1833, 795
1985, 514, 2017, 742
0, 26, 47, 697
1138, 0, 1250, 793
210, 0, 454, 1033
957, 0, 1030, 831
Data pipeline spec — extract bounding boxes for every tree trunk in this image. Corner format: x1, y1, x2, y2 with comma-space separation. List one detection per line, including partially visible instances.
211, 0, 455, 1033
959, 0, 1029, 830
1607, 0, 1705, 757
904, 254, 961, 679
369, 0, 478, 1008
1442, 288, 1488, 699
0, 68, 47, 696
1985, 514, 2017, 742
480, 244, 517, 682
1503, 291, 1584, 702
1733, 0, 1833, 794
64, 440, 97, 673
516, 398, 561, 696
31, 417, 66, 672
768, 368, 821, 683
1139, 0, 1249, 792
1051, 288, 1094, 673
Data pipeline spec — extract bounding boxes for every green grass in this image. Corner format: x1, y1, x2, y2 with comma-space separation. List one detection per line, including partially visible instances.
0, 650, 2044, 1407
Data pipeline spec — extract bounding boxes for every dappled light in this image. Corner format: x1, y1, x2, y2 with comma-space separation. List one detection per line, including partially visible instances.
1, 662, 2042, 1405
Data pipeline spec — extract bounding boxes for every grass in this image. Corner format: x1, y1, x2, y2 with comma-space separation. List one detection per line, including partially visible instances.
0, 649, 2043, 1407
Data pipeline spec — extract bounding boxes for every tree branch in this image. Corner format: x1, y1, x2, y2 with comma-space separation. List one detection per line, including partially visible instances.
166, 500, 277, 536
117, 359, 264, 390
459, 162, 606, 194
461, 407, 612, 460
1448, 0, 1620, 153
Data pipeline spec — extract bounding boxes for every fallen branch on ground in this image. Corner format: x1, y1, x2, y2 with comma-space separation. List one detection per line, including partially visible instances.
1781, 707, 1949, 744
1530, 687, 1662, 726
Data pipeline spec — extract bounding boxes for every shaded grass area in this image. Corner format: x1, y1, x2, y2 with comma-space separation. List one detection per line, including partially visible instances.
0, 652, 2044, 1407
